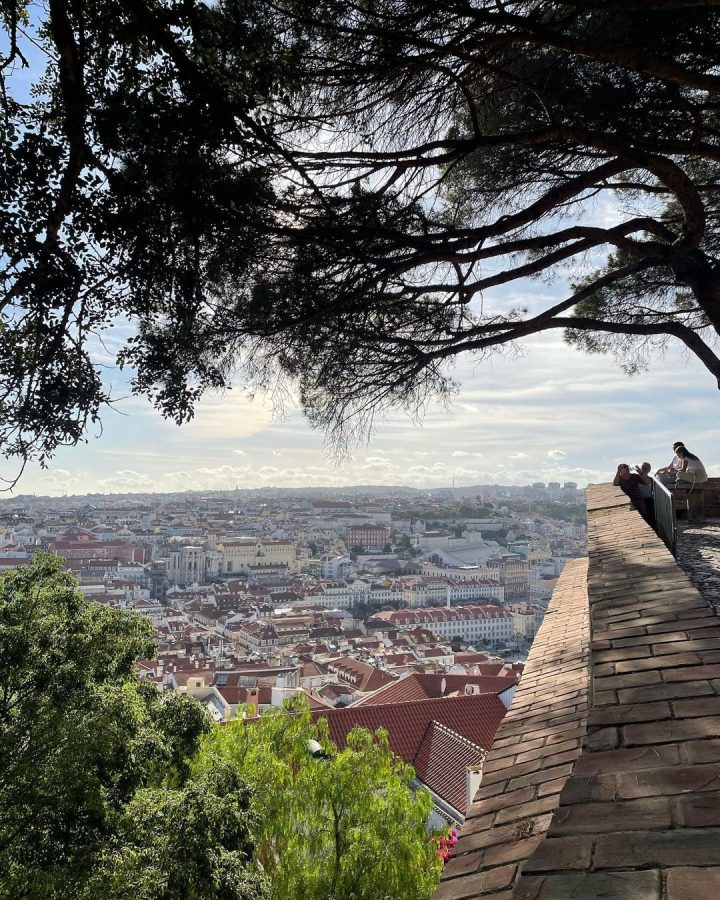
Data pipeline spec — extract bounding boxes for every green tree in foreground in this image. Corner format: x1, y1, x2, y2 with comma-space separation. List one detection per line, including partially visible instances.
0, 554, 266, 900
194, 698, 443, 900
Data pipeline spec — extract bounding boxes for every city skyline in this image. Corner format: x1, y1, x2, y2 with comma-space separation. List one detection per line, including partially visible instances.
7, 324, 719, 497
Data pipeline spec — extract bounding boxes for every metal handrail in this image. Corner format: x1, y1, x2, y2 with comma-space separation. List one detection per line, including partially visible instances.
651, 476, 676, 556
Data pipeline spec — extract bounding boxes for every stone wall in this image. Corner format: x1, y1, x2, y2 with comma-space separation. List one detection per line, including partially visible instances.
434, 484, 720, 900
434, 558, 590, 899
702, 478, 720, 518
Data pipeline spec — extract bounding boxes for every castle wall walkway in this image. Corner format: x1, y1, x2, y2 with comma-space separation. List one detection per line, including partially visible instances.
435, 483, 720, 900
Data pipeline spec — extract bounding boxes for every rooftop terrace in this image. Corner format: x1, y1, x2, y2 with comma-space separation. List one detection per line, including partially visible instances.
435, 483, 720, 900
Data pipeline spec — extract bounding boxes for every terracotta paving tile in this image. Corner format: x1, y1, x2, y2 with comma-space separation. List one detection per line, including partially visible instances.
435, 864, 517, 899
454, 812, 496, 837
507, 762, 574, 791
583, 726, 620, 751
659, 637, 720, 653
514, 739, 579, 765
440, 850, 484, 879
614, 651, 701, 673
494, 794, 562, 825
514, 870, 661, 899
521, 835, 593, 872
537, 775, 568, 797
674, 790, 720, 827
617, 679, 715, 704
587, 701, 671, 726
612, 631, 696, 648
613, 764, 720, 799
573, 744, 681, 776
593, 646, 650, 664
682, 739, 720, 764
593, 829, 720, 868
661, 664, 720, 682
481, 835, 544, 867
472, 786, 535, 816
666, 868, 720, 900
648, 616, 718, 635
593, 689, 618, 706
552, 792, 672, 836
594, 670, 663, 691
624, 719, 720, 748
673, 696, 720, 718
455, 815, 553, 854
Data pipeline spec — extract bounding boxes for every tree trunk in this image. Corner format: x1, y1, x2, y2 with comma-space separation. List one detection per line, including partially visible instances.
675, 250, 720, 336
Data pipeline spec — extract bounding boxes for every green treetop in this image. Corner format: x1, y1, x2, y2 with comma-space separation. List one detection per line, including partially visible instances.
0, 554, 266, 900
193, 697, 444, 900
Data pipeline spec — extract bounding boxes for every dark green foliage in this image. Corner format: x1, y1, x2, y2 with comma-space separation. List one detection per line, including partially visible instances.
194, 697, 443, 900
0, 554, 265, 900
2, 1, 720, 466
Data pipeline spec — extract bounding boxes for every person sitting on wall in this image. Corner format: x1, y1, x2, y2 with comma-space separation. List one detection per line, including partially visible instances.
674, 445, 709, 490
613, 463, 651, 521
655, 442, 685, 486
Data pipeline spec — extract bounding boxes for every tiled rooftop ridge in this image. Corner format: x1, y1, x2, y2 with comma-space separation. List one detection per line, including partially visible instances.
435, 483, 720, 900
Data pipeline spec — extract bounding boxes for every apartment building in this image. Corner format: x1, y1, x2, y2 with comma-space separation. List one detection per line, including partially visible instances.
346, 524, 390, 551
371, 605, 515, 645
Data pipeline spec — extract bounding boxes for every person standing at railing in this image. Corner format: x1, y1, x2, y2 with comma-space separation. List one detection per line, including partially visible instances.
635, 462, 656, 527
613, 463, 651, 522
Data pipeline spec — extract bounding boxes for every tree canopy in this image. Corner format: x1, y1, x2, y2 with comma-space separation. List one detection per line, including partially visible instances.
0, 556, 447, 898
2, 0, 720, 464
0, 554, 266, 899
193, 697, 444, 900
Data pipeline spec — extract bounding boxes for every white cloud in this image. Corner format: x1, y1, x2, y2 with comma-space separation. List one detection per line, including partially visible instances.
13, 290, 720, 496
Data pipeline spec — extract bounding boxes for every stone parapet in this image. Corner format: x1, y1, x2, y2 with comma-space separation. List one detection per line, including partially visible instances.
435, 483, 720, 900
434, 558, 590, 899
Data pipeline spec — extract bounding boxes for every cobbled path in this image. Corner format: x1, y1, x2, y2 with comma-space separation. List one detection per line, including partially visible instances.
676, 521, 720, 611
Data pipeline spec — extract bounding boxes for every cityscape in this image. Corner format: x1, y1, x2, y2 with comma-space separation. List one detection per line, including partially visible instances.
0, 482, 584, 827
3, 1, 720, 897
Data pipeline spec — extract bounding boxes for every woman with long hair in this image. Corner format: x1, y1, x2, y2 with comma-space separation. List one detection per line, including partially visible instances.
674, 445, 709, 488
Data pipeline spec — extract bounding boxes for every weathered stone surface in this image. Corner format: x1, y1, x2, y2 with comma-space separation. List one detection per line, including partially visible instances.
434, 484, 720, 900
514, 870, 661, 899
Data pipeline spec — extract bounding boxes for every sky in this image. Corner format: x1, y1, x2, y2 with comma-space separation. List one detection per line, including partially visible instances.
4, 22, 720, 498
9, 323, 720, 497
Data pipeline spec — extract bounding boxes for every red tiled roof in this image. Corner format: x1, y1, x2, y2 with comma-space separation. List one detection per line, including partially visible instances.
472, 662, 516, 677
414, 722, 484, 814
450, 652, 492, 665
325, 655, 397, 692
354, 673, 517, 707
304, 689, 333, 710
313, 693, 506, 765
317, 682, 356, 700
215, 684, 272, 706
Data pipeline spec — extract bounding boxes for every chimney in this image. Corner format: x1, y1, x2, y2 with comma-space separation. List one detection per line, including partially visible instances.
246, 687, 260, 719
440, 677, 447, 697
466, 763, 484, 812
